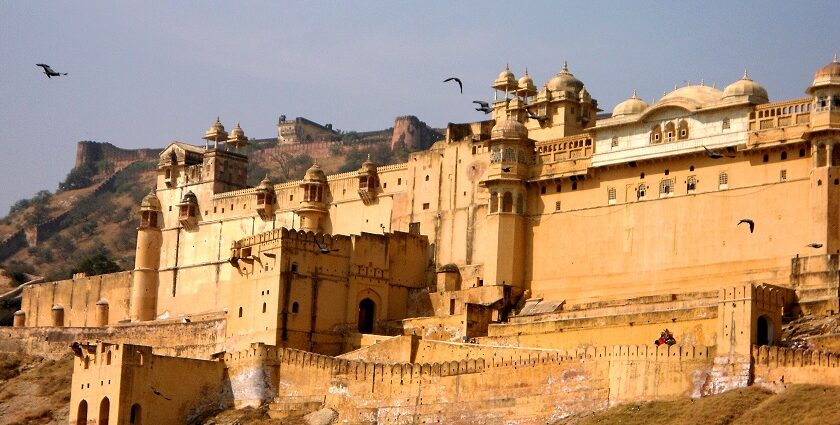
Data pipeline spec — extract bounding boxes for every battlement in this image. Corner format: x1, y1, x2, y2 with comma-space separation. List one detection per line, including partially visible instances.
752, 345, 840, 368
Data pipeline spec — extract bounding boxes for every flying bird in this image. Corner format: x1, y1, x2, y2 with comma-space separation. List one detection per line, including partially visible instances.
473, 100, 492, 114
444, 77, 463, 93
36, 64, 67, 78
737, 219, 755, 233
151, 386, 171, 400
703, 146, 735, 159
526, 109, 547, 125
314, 239, 337, 254
501, 167, 512, 172
807, 243, 823, 249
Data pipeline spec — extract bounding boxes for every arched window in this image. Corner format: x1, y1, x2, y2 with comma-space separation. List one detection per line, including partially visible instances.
262, 302, 267, 313
637, 184, 647, 200
130, 403, 142, 425
501, 192, 513, 213
291, 302, 299, 314
99, 397, 110, 425
664, 122, 676, 142
358, 298, 376, 333
677, 120, 689, 139
76, 400, 88, 425
489, 192, 499, 213
781, 151, 787, 160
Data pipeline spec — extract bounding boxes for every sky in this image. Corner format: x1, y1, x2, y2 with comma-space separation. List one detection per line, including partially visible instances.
1, 1, 838, 215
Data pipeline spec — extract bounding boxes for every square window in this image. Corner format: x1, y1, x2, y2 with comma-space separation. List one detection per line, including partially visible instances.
422, 203, 430, 210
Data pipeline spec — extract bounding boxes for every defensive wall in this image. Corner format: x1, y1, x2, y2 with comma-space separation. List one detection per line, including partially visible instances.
223, 343, 715, 423
0, 161, 140, 262
74, 141, 158, 169
752, 344, 840, 390
0, 316, 225, 360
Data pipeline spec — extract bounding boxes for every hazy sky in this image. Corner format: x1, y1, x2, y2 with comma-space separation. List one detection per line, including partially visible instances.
1, 1, 838, 215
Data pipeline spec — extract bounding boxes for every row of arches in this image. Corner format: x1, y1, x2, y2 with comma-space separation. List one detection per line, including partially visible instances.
489, 191, 524, 214
77, 398, 139, 425
650, 120, 689, 144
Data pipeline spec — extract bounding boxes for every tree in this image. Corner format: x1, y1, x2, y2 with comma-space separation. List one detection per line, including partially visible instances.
58, 164, 96, 191
70, 252, 122, 277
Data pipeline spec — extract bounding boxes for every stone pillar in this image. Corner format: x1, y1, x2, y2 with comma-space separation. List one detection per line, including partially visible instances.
12, 310, 25, 327
95, 300, 109, 327
51, 305, 64, 327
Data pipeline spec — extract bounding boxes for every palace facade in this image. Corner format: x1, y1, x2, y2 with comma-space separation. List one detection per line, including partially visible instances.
10, 57, 840, 424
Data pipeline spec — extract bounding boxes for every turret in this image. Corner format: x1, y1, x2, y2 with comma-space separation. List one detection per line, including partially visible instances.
479, 117, 531, 288
804, 57, 840, 254
296, 163, 329, 232
357, 155, 379, 205
129, 191, 163, 322
255, 175, 276, 219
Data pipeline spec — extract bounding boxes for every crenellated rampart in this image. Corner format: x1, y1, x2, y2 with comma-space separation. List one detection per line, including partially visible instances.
752, 344, 840, 389
222, 343, 715, 421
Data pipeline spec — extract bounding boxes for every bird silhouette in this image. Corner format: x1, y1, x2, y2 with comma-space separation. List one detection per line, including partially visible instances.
703, 146, 735, 159
36, 64, 67, 78
314, 239, 337, 254
472, 100, 492, 114
501, 167, 512, 172
526, 109, 547, 125
151, 386, 171, 400
807, 243, 823, 249
444, 77, 463, 93
737, 219, 755, 233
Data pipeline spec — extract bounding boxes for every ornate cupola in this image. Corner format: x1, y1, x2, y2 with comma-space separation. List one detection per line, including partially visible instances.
254, 175, 276, 219
517, 69, 537, 98
177, 191, 199, 229
203, 117, 228, 150
296, 163, 329, 232
227, 122, 248, 151
357, 155, 379, 205
139, 190, 161, 229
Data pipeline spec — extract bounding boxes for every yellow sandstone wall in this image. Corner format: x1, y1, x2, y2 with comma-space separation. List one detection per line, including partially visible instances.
20, 271, 132, 327
752, 345, 840, 391
224, 344, 714, 423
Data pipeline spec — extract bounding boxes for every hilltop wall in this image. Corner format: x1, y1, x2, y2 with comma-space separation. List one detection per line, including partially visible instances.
75, 141, 158, 168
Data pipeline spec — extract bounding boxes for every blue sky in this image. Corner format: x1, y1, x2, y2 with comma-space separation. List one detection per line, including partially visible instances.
1, 1, 838, 215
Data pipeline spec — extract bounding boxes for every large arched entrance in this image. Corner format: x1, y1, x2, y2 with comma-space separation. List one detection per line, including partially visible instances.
76, 400, 87, 425
757, 315, 774, 346
130, 403, 142, 425
358, 298, 375, 334
99, 397, 110, 425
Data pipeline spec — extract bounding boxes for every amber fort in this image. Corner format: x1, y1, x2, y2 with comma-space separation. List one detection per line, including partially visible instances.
4, 57, 840, 424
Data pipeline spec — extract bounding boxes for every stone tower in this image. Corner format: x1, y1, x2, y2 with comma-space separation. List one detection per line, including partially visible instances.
805, 56, 840, 253
480, 116, 531, 288
129, 191, 163, 322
